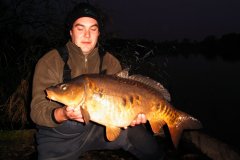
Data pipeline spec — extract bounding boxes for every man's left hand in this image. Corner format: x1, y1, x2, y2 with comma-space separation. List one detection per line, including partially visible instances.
124, 113, 147, 129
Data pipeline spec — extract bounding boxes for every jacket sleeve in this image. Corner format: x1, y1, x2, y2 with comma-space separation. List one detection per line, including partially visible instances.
104, 52, 122, 74
30, 50, 63, 127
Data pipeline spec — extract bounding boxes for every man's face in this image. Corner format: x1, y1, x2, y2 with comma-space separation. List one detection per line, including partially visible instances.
70, 17, 100, 55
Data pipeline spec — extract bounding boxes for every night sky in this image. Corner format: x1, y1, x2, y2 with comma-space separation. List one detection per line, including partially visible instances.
2, 0, 240, 42
92, 0, 240, 42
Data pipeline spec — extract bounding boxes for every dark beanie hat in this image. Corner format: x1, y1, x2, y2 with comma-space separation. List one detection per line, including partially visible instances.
66, 3, 104, 32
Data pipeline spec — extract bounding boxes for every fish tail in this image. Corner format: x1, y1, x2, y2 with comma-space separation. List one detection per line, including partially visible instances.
168, 111, 202, 148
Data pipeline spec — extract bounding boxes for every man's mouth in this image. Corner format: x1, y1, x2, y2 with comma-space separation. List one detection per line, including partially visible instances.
82, 42, 91, 44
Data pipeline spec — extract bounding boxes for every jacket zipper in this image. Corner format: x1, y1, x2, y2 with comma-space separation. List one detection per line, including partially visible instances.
84, 56, 88, 72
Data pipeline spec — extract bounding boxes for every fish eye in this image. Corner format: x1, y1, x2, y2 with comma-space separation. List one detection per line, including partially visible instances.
60, 84, 68, 91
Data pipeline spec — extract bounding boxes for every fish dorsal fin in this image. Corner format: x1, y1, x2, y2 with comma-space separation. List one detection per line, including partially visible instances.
106, 126, 121, 141
148, 119, 166, 133
80, 106, 90, 124
116, 68, 171, 102
129, 74, 171, 101
115, 68, 130, 78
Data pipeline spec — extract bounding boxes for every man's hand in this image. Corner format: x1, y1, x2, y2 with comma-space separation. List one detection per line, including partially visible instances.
124, 113, 147, 129
53, 105, 84, 123
130, 113, 147, 126
64, 106, 85, 122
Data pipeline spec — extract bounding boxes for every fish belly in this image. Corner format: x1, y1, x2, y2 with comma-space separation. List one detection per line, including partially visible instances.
85, 93, 139, 128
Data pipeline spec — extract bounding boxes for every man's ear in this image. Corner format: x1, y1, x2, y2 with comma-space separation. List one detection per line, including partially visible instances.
70, 30, 72, 36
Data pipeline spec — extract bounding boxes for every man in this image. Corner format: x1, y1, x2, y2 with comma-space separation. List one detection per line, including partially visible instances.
31, 3, 166, 160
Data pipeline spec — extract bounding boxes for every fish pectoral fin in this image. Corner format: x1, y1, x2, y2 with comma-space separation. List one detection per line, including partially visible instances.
80, 106, 90, 124
106, 126, 121, 141
149, 119, 166, 133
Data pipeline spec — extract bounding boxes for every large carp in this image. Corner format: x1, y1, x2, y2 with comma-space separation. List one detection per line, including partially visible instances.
46, 70, 202, 147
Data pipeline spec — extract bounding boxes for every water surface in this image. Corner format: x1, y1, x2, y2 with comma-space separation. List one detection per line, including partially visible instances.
159, 54, 240, 149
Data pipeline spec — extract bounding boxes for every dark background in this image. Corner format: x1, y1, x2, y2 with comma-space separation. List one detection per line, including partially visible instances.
0, 0, 240, 153
95, 0, 240, 42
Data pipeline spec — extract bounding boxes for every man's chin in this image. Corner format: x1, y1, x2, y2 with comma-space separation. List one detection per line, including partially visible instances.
81, 48, 94, 55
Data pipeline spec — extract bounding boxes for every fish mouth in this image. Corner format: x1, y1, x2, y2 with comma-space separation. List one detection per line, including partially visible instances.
47, 95, 56, 101
45, 90, 57, 101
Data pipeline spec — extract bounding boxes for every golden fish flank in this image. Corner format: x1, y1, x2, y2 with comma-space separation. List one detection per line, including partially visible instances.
46, 71, 202, 148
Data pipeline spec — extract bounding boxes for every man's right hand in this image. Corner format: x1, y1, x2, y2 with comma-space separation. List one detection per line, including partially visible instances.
53, 105, 85, 123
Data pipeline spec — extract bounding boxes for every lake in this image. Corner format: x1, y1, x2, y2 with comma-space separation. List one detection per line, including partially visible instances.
159, 54, 240, 150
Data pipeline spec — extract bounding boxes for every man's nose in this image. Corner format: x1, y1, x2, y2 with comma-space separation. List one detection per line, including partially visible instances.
84, 30, 90, 38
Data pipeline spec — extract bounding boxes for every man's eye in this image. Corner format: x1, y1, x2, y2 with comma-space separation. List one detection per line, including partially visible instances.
91, 27, 98, 31
76, 27, 84, 31
77, 28, 84, 31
